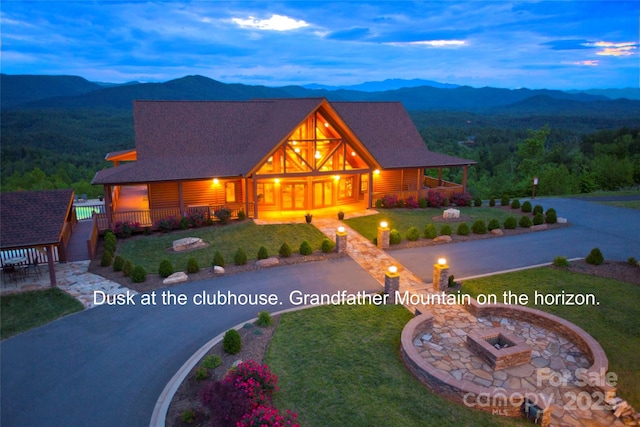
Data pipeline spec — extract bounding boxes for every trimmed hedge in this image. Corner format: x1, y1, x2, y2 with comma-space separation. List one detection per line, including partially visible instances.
257, 246, 269, 260
122, 260, 133, 277
489, 197, 496, 207
511, 199, 521, 209
456, 223, 470, 236
131, 265, 147, 283
586, 248, 604, 265
187, 257, 200, 274
212, 250, 225, 267
533, 204, 544, 215
406, 226, 420, 241
101, 251, 113, 267
440, 224, 452, 236
501, 194, 510, 206
113, 255, 125, 272
545, 208, 558, 224
279, 242, 292, 258
487, 219, 501, 231
471, 219, 487, 234
234, 248, 248, 265
299, 240, 313, 256
321, 239, 335, 253
424, 224, 438, 239
504, 216, 518, 229
159, 259, 174, 278
389, 229, 402, 245
533, 213, 545, 225
519, 216, 532, 228
223, 329, 242, 355
521, 201, 532, 213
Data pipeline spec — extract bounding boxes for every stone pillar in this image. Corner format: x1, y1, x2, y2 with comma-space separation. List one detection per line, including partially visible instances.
377, 223, 390, 249
433, 262, 450, 291
335, 228, 348, 254
384, 267, 400, 304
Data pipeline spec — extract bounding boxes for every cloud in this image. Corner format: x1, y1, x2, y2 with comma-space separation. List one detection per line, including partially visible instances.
588, 41, 637, 57
391, 40, 466, 48
571, 60, 599, 66
231, 14, 309, 31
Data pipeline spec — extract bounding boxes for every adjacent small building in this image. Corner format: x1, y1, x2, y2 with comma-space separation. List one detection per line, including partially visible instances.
92, 98, 474, 228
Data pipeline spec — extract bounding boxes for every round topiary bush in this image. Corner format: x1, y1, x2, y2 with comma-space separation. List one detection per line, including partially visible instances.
586, 248, 604, 265
159, 259, 174, 278
545, 208, 557, 224
223, 329, 242, 354
521, 201, 532, 213
553, 256, 569, 268
533, 204, 544, 215
489, 197, 496, 207
131, 265, 147, 283
212, 250, 225, 267
501, 194, 510, 206
406, 226, 420, 241
122, 260, 133, 277
257, 246, 269, 260
234, 248, 248, 265
103, 240, 116, 254
511, 199, 521, 209
504, 216, 518, 229
519, 216, 532, 228
320, 239, 335, 253
487, 219, 501, 231
533, 213, 544, 225
474, 197, 482, 207
440, 224, 452, 236
113, 255, 125, 272
299, 240, 313, 256
101, 251, 113, 267
389, 229, 402, 244
187, 257, 200, 274
471, 219, 487, 234
279, 242, 292, 258
424, 223, 438, 239
456, 222, 470, 236
256, 311, 273, 327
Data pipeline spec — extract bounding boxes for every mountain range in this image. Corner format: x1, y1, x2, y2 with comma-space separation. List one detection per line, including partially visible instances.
2, 74, 640, 117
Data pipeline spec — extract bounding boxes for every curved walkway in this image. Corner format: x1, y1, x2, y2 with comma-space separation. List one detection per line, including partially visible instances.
1, 197, 638, 427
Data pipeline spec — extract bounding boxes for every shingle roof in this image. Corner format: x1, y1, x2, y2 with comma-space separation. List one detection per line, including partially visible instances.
92, 98, 474, 185
0, 189, 74, 249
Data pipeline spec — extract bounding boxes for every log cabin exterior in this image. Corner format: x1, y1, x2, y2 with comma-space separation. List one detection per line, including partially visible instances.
92, 98, 474, 229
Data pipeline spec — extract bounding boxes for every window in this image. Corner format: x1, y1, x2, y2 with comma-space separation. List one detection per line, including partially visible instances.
225, 182, 236, 202
257, 183, 275, 205
338, 177, 354, 200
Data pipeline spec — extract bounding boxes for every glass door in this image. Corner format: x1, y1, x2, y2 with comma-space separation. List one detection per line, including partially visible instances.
313, 180, 333, 208
282, 183, 307, 210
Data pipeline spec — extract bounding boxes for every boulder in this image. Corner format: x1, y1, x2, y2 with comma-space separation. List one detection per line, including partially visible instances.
433, 235, 452, 243
443, 208, 460, 219
255, 257, 280, 268
172, 237, 206, 252
491, 229, 504, 236
213, 266, 225, 274
163, 271, 188, 285
557, 217, 568, 224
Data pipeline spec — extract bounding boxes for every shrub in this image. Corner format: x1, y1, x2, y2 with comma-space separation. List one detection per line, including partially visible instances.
223, 329, 242, 354
418, 197, 428, 208
234, 248, 248, 265
504, 216, 518, 229
239, 405, 299, 427
471, 219, 487, 234
501, 194, 510, 206
187, 257, 200, 274
113, 221, 140, 238
553, 256, 569, 268
237, 209, 246, 221
586, 248, 604, 265
101, 251, 113, 267
474, 197, 482, 207
104, 231, 116, 244
122, 260, 133, 277
199, 380, 252, 426
374, 199, 384, 208
155, 215, 180, 232
226, 360, 279, 405
214, 207, 232, 224
427, 190, 445, 208
320, 239, 335, 253
442, 197, 450, 207
521, 201, 532, 213
113, 255, 125, 272
440, 224, 452, 236
489, 197, 496, 207
194, 367, 209, 381
406, 226, 420, 241
533, 204, 544, 215
487, 219, 501, 231
397, 198, 406, 208
257, 246, 269, 260
201, 354, 222, 369
103, 240, 116, 254
212, 250, 225, 267
187, 211, 207, 228
381, 194, 398, 208
511, 199, 521, 209
450, 192, 471, 207
256, 311, 273, 327
180, 409, 196, 424
389, 229, 402, 245
424, 223, 438, 239
456, 222, 470, 236
278, 242, 292, 258
519, 216, 532, 228
299, 240, 313, 256
179, 216, 190, 230
545, 208, 557, 224
405, 195, 419, 209
131, 265, 147, 283
158, 259, 174, 278
533, 213, 545, 225
628, 257, 638, 266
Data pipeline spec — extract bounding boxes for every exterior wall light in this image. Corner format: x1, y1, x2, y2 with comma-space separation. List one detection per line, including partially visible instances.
212, 178, 219, 185
374, 169, 380, 175
334, 175, 340, 181
275, 178, 280, 184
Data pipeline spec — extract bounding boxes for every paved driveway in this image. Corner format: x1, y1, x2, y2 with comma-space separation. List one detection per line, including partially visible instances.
1, 197, 638, 427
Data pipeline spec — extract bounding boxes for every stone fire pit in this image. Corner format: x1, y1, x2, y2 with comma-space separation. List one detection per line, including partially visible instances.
466, 327, 531, 370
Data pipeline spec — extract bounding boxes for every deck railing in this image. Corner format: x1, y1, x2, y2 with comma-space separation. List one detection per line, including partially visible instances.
1, 246, 58, 267
86, 215, 99, 260
372, 178, 464, 205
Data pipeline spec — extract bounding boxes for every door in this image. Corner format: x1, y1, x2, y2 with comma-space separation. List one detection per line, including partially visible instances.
282, 183, 307, 210
313, 181, 333, 208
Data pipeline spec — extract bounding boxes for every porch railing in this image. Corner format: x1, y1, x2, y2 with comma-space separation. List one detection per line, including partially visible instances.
1, 246, 58, 267
372, 177, 464, 205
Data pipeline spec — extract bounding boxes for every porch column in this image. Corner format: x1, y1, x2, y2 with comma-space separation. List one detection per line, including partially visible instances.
253, 177, 259, 219
243, 177, 250, 219
104, 185, 114, 231
178, 182, 185, 216
46, 245, 57, 288
368, 170, 373, 208
462, 165, 468, 192
438, 168, 443, 186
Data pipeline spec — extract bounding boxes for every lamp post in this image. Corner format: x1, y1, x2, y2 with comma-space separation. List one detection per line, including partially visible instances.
532, 177, 539, 199
433, 258, 450, 292
336, 226, 347, 254
384, 265, 400, 304
377, 221, 390, 249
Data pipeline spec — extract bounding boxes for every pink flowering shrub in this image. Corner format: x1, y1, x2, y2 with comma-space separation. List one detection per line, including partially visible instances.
187, 211, 207, 228
405, 195, 419, 209
238, 405, 300, 427
200, 380, 253, 427
113, 221, 141, 238
155, 215, 180, 232
426, 190, 446, 208
450, 192, 472, 207
381, 194, 398, 208
225, 360, 279, 406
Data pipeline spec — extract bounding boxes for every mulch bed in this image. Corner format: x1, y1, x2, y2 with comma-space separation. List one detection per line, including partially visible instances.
564, 259, 640, 286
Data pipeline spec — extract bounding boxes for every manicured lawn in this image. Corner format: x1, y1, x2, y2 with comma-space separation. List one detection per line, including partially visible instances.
462, 267, 640, 409
267, 304, 522, 426
1, 288, 84, 339
599, 200, 640, 210
344, 206, 531, 240
116, 221, 328, 273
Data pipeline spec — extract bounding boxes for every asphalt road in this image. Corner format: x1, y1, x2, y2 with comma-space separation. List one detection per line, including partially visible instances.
1, 197, 638, 427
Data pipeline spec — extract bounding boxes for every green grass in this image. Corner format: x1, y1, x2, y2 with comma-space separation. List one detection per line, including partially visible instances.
462, 267, 640, 409
598, 200, 640, 210
267, 304, 522, 427
344, 207, 522, 240
1, 288, 84, 339
116, 221, 328, 273
569, 189, 640, 198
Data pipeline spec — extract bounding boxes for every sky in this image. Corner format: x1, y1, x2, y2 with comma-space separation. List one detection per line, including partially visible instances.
1, 1, 638, 90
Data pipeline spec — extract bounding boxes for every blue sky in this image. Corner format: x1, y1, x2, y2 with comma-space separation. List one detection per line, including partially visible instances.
1, 1, 638, 89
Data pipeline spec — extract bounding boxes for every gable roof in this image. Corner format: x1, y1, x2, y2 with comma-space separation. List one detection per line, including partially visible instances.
0, 189, 74, 249
92, 98, 474, 185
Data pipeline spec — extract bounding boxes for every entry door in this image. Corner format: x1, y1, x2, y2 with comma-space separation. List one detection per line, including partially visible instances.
313, 181, 333, 208
282, 183, 307, 210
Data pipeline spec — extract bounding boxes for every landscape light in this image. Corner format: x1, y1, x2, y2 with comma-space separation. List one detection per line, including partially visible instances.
380, 221, 388, 228
438, 258, 447, 265
337, 226, 345, 233
388, 265, 398, 274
